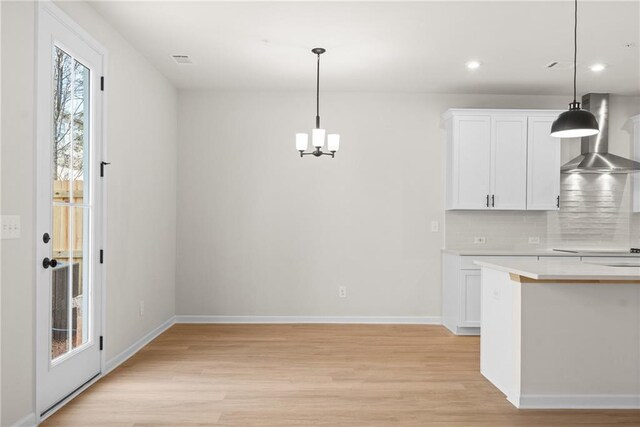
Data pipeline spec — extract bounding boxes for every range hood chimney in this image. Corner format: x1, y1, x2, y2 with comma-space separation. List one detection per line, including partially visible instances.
560, 93, 640, 174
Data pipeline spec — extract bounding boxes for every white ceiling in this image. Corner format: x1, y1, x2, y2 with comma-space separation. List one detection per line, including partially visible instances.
90, 1, 640, 95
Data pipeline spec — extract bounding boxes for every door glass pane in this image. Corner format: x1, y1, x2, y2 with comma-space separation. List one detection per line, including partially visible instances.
51, 45, 91, 362
72, 206, 90, 350
51, 206, 71, 360
53, 47, 72, 198
72, 60, 90, 204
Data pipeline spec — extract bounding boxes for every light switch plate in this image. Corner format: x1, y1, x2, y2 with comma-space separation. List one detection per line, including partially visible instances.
1, 215, 21, 239
431, 221, 439, 232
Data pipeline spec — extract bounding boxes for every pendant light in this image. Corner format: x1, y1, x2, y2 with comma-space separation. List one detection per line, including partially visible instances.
550, 0, 599, 138
296, 48, 340, 158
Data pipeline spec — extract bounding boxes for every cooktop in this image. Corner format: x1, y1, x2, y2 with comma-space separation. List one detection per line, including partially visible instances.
554, 248, 640, 254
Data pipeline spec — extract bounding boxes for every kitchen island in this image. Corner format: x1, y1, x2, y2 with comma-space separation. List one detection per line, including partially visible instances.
476, 258, 640, 409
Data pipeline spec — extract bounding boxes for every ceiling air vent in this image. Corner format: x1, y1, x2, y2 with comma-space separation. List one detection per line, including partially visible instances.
546, 61, 574, 70
171, 55, 193, 65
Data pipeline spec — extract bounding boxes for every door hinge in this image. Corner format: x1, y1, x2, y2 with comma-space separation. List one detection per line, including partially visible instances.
99, 336, 104, 351
100, 161, 111, 177
100, 249, 104, 264
100, 76, 104, 91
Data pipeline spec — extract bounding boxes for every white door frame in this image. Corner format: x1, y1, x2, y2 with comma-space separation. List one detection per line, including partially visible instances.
35, 1, 108, 421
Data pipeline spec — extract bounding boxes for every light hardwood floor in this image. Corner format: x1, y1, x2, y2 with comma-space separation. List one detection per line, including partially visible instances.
43, 324, 640, 426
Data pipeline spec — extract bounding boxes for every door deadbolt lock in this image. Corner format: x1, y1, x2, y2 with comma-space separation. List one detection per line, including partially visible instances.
42, 257, 57, 269
43, 232, 51, 244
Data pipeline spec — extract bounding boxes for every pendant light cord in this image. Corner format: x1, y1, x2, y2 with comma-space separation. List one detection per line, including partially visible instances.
573, 0, 577, 104
316, 52, 321, 128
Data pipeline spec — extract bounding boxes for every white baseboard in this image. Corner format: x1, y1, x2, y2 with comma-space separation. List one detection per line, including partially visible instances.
104, 316, 176, 374
11, 412, 36, 427
175, 315, 441, 325
513, 394, 640, 409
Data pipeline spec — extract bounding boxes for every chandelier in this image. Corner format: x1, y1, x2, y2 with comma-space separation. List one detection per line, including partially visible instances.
296, 48, 340, 158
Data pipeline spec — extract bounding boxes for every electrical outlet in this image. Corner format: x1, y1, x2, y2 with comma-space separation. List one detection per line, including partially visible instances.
338, 286, 347, 298
139, 301, 145, 316
473, 236, 486, 244
431, 221, 439, 232
1, 215, 21, 239
528, 236, 540, 244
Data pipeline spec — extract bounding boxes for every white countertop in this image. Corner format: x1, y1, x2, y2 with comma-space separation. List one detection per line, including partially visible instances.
474, 258, 640, 281
443, 248, 640, 257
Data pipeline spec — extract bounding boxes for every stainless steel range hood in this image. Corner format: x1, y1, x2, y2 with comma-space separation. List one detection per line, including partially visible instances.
561, 93, 640, 174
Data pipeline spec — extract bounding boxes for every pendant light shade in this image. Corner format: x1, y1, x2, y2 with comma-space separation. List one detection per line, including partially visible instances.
550, 0, 599, 138
550, 102, 600, 138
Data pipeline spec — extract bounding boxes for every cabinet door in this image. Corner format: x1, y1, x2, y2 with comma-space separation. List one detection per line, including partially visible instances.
527, 117, 561, 210
459, 270, 481, 327
490, 116, 528, 210
633, 118, 640, 213
452, 116, 492, 209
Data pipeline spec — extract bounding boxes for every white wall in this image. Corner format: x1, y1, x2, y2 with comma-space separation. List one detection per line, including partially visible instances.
175, 91, 570, 318
1, 1, 177, 424
1, 2, 37, 422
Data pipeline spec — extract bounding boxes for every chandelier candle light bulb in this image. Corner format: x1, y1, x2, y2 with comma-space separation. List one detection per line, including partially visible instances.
327, 134, 340, 152
296, 48, 340, 158
312, 128, 325, 148
296, 133, 309, 151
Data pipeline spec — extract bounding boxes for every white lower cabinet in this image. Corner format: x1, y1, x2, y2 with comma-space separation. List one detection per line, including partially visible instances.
442, 253, 537, 335
459, 270, 481, 328
443, 253, 640, 336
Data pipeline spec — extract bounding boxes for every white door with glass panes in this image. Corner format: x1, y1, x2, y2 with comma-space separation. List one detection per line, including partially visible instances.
36, 3, 106, 417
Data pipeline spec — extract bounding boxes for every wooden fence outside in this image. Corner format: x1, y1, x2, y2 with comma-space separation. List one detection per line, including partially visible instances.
51, 180, 85, 357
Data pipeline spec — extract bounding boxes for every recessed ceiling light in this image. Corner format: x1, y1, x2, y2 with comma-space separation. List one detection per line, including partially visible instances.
589, 63, 606, 72
466, 60, 482, 70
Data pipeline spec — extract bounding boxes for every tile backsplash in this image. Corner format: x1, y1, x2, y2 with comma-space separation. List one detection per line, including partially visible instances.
446, 174, 638, 249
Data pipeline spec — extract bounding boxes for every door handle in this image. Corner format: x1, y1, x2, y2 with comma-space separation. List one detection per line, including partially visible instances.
42, 257, 58, 269
486, 194, 490, 207
492, 195, 495, 207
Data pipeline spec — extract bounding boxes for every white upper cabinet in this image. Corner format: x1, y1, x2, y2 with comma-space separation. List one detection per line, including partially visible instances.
448, 116, 492, 209
527, 117, 561, 210
443, 109, 563, 211
632, 115, 640, 213
491, 116, 528, 210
